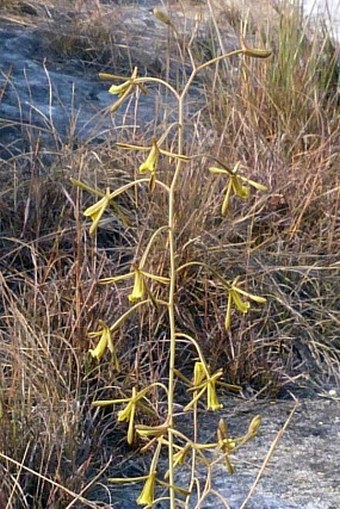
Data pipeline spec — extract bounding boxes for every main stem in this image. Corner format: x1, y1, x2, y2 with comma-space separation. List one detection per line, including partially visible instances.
166, 50, 241, 506
167, 68, 197, 509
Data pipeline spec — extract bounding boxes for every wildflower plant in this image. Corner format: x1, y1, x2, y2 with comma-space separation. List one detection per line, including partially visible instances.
73, 10, 270, 509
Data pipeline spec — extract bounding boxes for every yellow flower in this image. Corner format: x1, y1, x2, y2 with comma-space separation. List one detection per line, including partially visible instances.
136, 471, 157, 506
217, 418, 236, 474
99, 68, 142, 113
247, 415, 261, 438
209, 162, 268, 215
88, 320, 114, 362
108, 79, 134, 97
83, 188, 113, 235
139, 139, 160, 191
92, 386, 153, 445
225, 278, 267, 330
101, 267, 169, 305
135, 421, 169, 439
193, 361, 207, 386
207, 377, 223, 411
128, 268, 145, 303
185, 364, 223, 412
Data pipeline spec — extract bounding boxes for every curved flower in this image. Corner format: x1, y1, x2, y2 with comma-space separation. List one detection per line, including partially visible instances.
137, 471, 157, 506
184, 362, 223, 412
109, 80, 134, 97
92, 386, 154, 445
88, 320, 114, 362
128, 268, 145, 303
217, 418, 236, 474
225, 278, 267, 330
209, 162, 268, 215
100, 267, 169, 304
83, 188, 113, 235
139, 139, 160, 175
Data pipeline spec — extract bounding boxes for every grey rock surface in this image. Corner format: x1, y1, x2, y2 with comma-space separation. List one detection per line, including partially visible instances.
87, 396, 340, 509
0, 1, 239, 159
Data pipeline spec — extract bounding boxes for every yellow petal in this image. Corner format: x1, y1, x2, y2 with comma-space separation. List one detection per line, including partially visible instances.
135, 421, 168, 438
247, 415, 261, 437
128, 269, 145, 303
193, 361, 206, 386
209, 167, 230, 175
230, 289, 250, 314
108, 80, 132, 97
207, 381, 223, 411
225, 291, 233, 330
127, 403, 136, 445
136, 472, 156, 506
240, 175, 268, 192
233, 287, 267, 303
139, 140, 159, 174
88, 323, 111, 361
221, 180, 233, 216
83, 192, 111, 235
231, 175, 250, 199
99, 272, 134, 285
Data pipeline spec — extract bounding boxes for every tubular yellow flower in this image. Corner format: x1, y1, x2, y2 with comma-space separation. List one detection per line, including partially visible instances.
247, 414, 261, 438
193, 361, 207, 386
173, 443, 190, 467
217, 418, 236, 474
209, 162, 268, 215
136, 471, 157, 507
135, 421, 169, 439
139, 139, 160, 175
185, 365, 223, 412
108, 80, 134, 97
100, 67, 140, 113
88, 320, 112, 361
83, 187, 113, 235
207, 378, 223, 411
229, 288, 251, 314
101, 265, 169, 305
93, 386, 154, 445
225, 278, 266, 330
128, 268, 145, 303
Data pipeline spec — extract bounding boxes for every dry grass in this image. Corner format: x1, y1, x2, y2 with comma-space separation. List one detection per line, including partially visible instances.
0, 0, 339, 506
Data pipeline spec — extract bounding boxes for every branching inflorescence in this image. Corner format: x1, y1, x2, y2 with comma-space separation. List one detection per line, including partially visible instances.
72, 9, 270, 509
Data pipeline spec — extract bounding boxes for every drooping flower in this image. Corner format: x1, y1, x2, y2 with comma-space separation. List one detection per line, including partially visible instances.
184, 362, 223, 412
83, 188, 113, 235
225, 277, 267, 330
216, 418, 236, 474
92, 386, 154, 445
99, 67, 143, 113
139, 139, 160, 175
88, 320, 116, 363
209, 162, 268, 215
100, 267, 169, 305
128, 268, 145, 303
136, 471, 157, 506
108, 80, 134, 97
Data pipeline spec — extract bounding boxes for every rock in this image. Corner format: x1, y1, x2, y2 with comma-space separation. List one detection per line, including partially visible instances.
86, 396, 340, 508
0, 1, 241, 156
